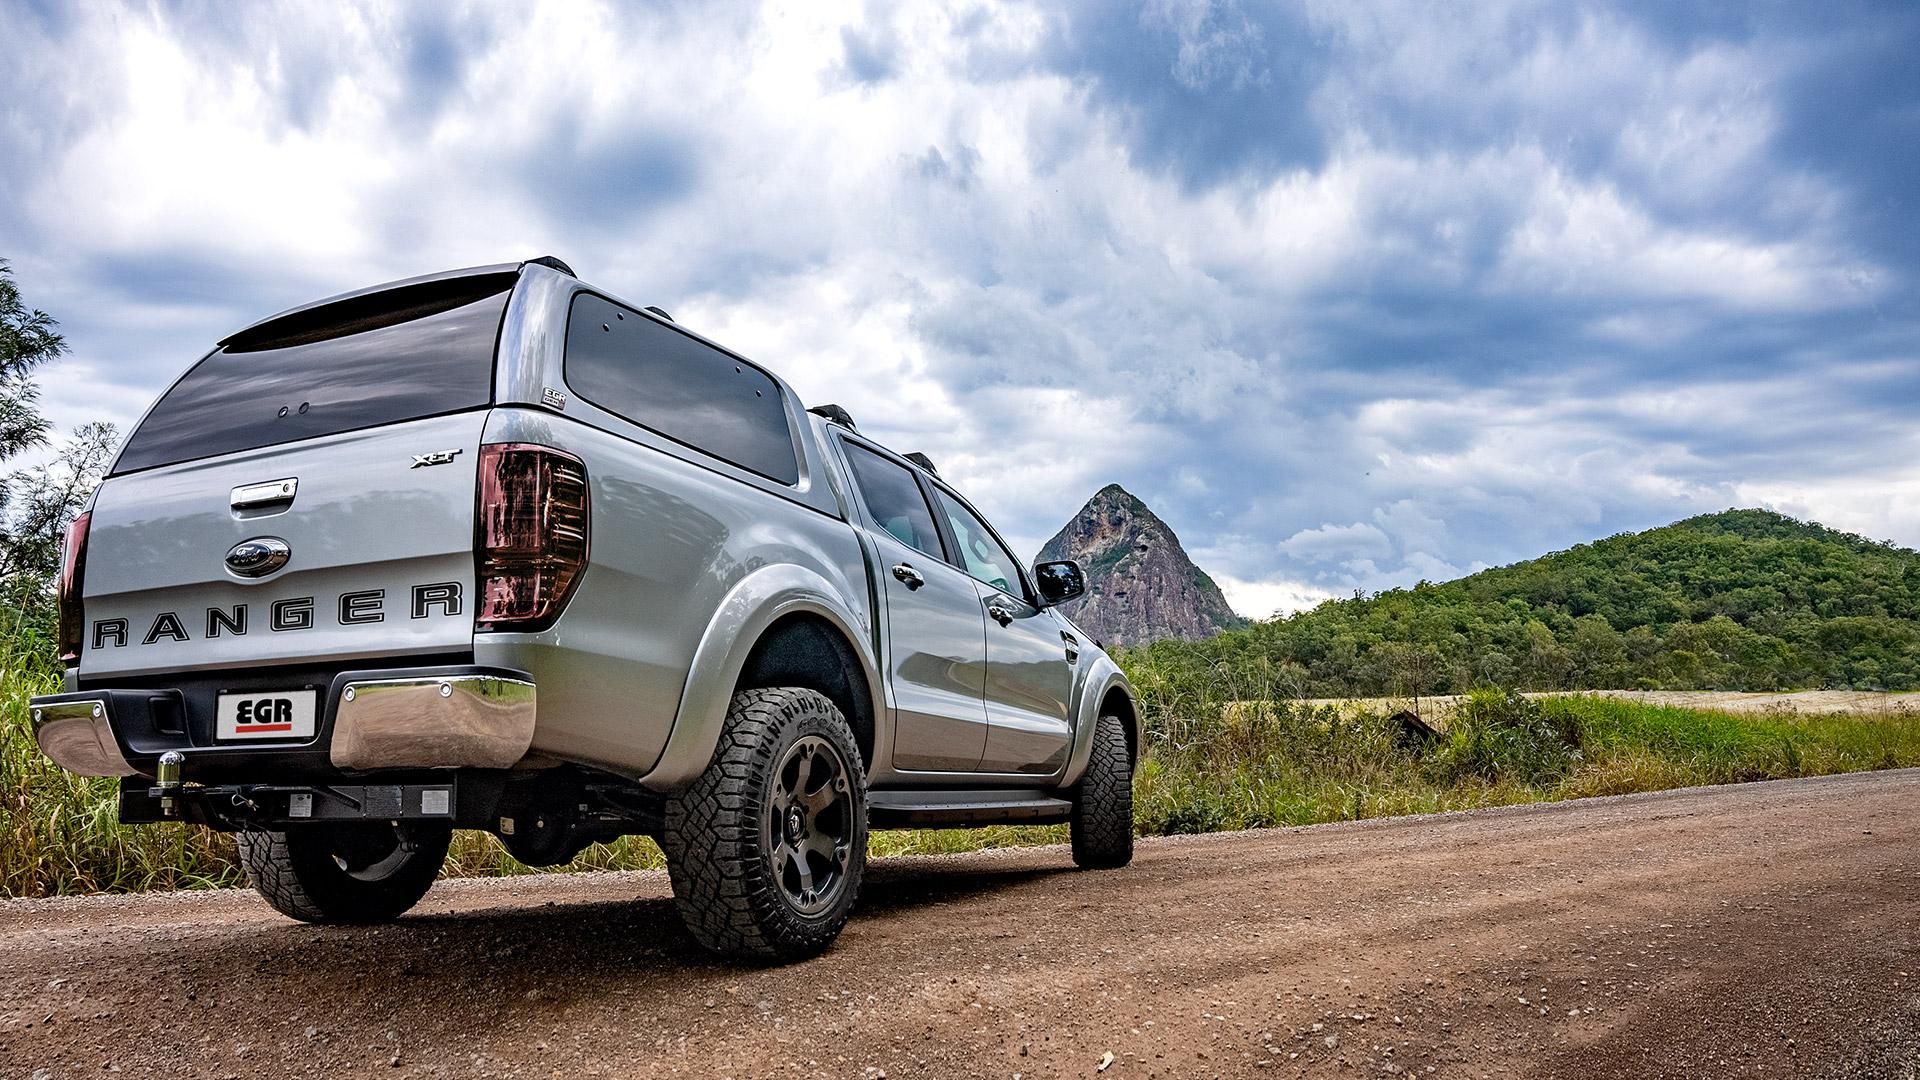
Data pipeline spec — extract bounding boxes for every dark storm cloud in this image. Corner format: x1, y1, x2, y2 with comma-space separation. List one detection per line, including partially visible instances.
87, 251, 292, 311
400, 9, 479, 115
840, 23, 900, 84
1048, 0, 1328, 187
519, 123, 704, 234
1766, 13, 1920, 277
16, 0, 72, 32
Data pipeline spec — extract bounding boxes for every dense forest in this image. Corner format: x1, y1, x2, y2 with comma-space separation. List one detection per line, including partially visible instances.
1123, 510, 1920, 697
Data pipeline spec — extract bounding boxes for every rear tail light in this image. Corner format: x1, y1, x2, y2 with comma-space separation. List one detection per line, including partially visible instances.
56, 511, 90, 664
475, 444, 589, 632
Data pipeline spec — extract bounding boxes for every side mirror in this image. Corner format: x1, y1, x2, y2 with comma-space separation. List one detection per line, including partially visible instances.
1033, 559, 1086, 606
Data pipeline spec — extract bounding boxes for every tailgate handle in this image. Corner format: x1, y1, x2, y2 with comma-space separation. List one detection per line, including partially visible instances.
231, 477, 298, 510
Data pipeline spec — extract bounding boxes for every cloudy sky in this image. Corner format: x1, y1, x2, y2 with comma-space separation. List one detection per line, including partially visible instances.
3, 1, 1916, 618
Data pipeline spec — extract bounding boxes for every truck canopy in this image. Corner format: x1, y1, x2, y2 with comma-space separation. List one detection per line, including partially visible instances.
79, 269, 522, 677
112, 269, 516, 475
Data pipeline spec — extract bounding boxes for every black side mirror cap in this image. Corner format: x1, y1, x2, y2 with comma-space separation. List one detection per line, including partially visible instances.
1034, 559, 1086, 606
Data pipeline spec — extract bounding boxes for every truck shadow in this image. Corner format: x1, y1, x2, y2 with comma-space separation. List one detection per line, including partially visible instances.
7, 855, 1087, 1071
858, 859, 1068, 914
381, 856, 1068, 956
164, 854, 1076, 1009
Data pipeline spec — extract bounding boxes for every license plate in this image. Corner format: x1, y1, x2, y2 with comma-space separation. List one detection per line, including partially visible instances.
216, 690, 318, 741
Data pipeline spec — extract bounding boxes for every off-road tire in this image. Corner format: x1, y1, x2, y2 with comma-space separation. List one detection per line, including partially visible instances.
663, 688, 870, 962
1070, 714, 1134, 869
237, 822, 450, 924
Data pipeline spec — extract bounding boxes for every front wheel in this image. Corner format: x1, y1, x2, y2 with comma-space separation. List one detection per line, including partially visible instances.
1070, 714, 1134, 869
237, 821, 450, 924
663, 687, 869, 962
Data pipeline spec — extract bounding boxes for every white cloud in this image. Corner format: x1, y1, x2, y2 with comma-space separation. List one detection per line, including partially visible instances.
1733, 468, 1920, 551
1213, 573, 1340, 621
1278, 521, 1394, 563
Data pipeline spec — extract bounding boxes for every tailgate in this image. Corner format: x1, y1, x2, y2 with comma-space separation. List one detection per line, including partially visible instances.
80, 412, 487, 678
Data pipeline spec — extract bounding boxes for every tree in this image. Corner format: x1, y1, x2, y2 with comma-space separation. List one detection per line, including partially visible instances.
1568, 614, 1627, 687
1521, 619, 1571, 689
0, 422, 117, 586
1372, 640, 1443, 699
1312, 636, 1365, 697
0, 260, 116, 646
0, 259, 64, 461
1474, 649, 1517, 689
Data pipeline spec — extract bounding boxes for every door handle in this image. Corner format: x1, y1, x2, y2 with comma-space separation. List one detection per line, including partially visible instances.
986, 603, 1015, 626
891, 563, 925, 590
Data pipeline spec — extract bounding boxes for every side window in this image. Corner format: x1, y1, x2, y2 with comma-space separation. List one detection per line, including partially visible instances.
843, 442, 944, 560
564, 293, 799, 484
933, 488, 1023, 598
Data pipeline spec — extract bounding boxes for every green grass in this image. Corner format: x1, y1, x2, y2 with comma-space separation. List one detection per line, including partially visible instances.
1, 647, 242, 894
1121, 688, 1920, 836
7, 649, 1920, 898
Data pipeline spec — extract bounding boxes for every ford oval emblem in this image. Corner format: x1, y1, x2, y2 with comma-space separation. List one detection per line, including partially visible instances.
225, 537, 291, 578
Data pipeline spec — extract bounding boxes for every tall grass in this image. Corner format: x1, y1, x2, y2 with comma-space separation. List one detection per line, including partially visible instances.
1, 644, 242, 894
1128, 687, 1920, 836
1541, 693, 1920, 794
6, 646, 1920, 897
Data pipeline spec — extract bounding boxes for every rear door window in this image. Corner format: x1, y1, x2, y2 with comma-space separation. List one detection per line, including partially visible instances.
564, 294, 799, 485
113, 273, 513, 475
842, 441, 945, 559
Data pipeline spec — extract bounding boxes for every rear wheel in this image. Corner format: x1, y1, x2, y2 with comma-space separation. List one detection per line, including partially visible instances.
663, 687, 869, 962
1071, 714, 1134, 869
237, 821, 450, 924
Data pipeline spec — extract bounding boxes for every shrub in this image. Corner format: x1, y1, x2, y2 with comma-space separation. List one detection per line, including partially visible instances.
1429, 687, 1583, 784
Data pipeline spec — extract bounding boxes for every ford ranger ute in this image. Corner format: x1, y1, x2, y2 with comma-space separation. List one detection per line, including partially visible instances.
30, 257, 1139, 960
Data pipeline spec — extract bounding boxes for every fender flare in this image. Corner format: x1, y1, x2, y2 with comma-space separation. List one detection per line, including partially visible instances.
1058, 655, 1140, 789
637, 563, 883, 791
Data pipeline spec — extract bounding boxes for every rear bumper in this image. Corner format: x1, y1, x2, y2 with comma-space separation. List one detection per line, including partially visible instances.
329, 673, 535, 770
29, 698, 134, 778
30, 665, 536, 780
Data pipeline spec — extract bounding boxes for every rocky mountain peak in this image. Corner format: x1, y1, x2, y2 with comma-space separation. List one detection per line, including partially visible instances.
1037, 486, 1244, 648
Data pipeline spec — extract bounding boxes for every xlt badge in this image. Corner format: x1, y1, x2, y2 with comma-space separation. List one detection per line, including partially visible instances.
410, 448, 463, 468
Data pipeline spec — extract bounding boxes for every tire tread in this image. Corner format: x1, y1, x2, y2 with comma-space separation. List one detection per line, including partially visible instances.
663, 687, 869, 961
1071, 714, 1134, 869
236, 824, 447, 924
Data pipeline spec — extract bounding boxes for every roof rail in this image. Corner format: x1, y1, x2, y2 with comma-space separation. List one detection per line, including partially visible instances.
808, 404, 857, 430
904, 452, 937, 474
522, 255, 576, 277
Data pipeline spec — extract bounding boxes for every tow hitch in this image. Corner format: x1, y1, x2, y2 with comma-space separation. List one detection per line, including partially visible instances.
153, 750, 185, 819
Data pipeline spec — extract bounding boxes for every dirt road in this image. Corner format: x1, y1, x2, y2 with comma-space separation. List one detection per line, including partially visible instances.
4, 771, 1918, 1079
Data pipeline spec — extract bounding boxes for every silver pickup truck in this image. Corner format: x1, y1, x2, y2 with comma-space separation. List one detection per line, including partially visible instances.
30, 257, 1139, 960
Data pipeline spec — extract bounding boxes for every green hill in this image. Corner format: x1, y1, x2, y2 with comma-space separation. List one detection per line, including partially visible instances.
1125, 509, 1920, 694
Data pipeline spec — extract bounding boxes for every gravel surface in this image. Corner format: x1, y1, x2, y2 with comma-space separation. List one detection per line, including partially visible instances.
3, 770, 1918, 1078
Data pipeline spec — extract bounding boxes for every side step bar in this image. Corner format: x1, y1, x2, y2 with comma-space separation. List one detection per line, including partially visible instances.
867, 788, 1072, 830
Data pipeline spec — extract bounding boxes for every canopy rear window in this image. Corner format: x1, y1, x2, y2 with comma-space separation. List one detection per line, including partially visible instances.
112, 273, 514, 475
